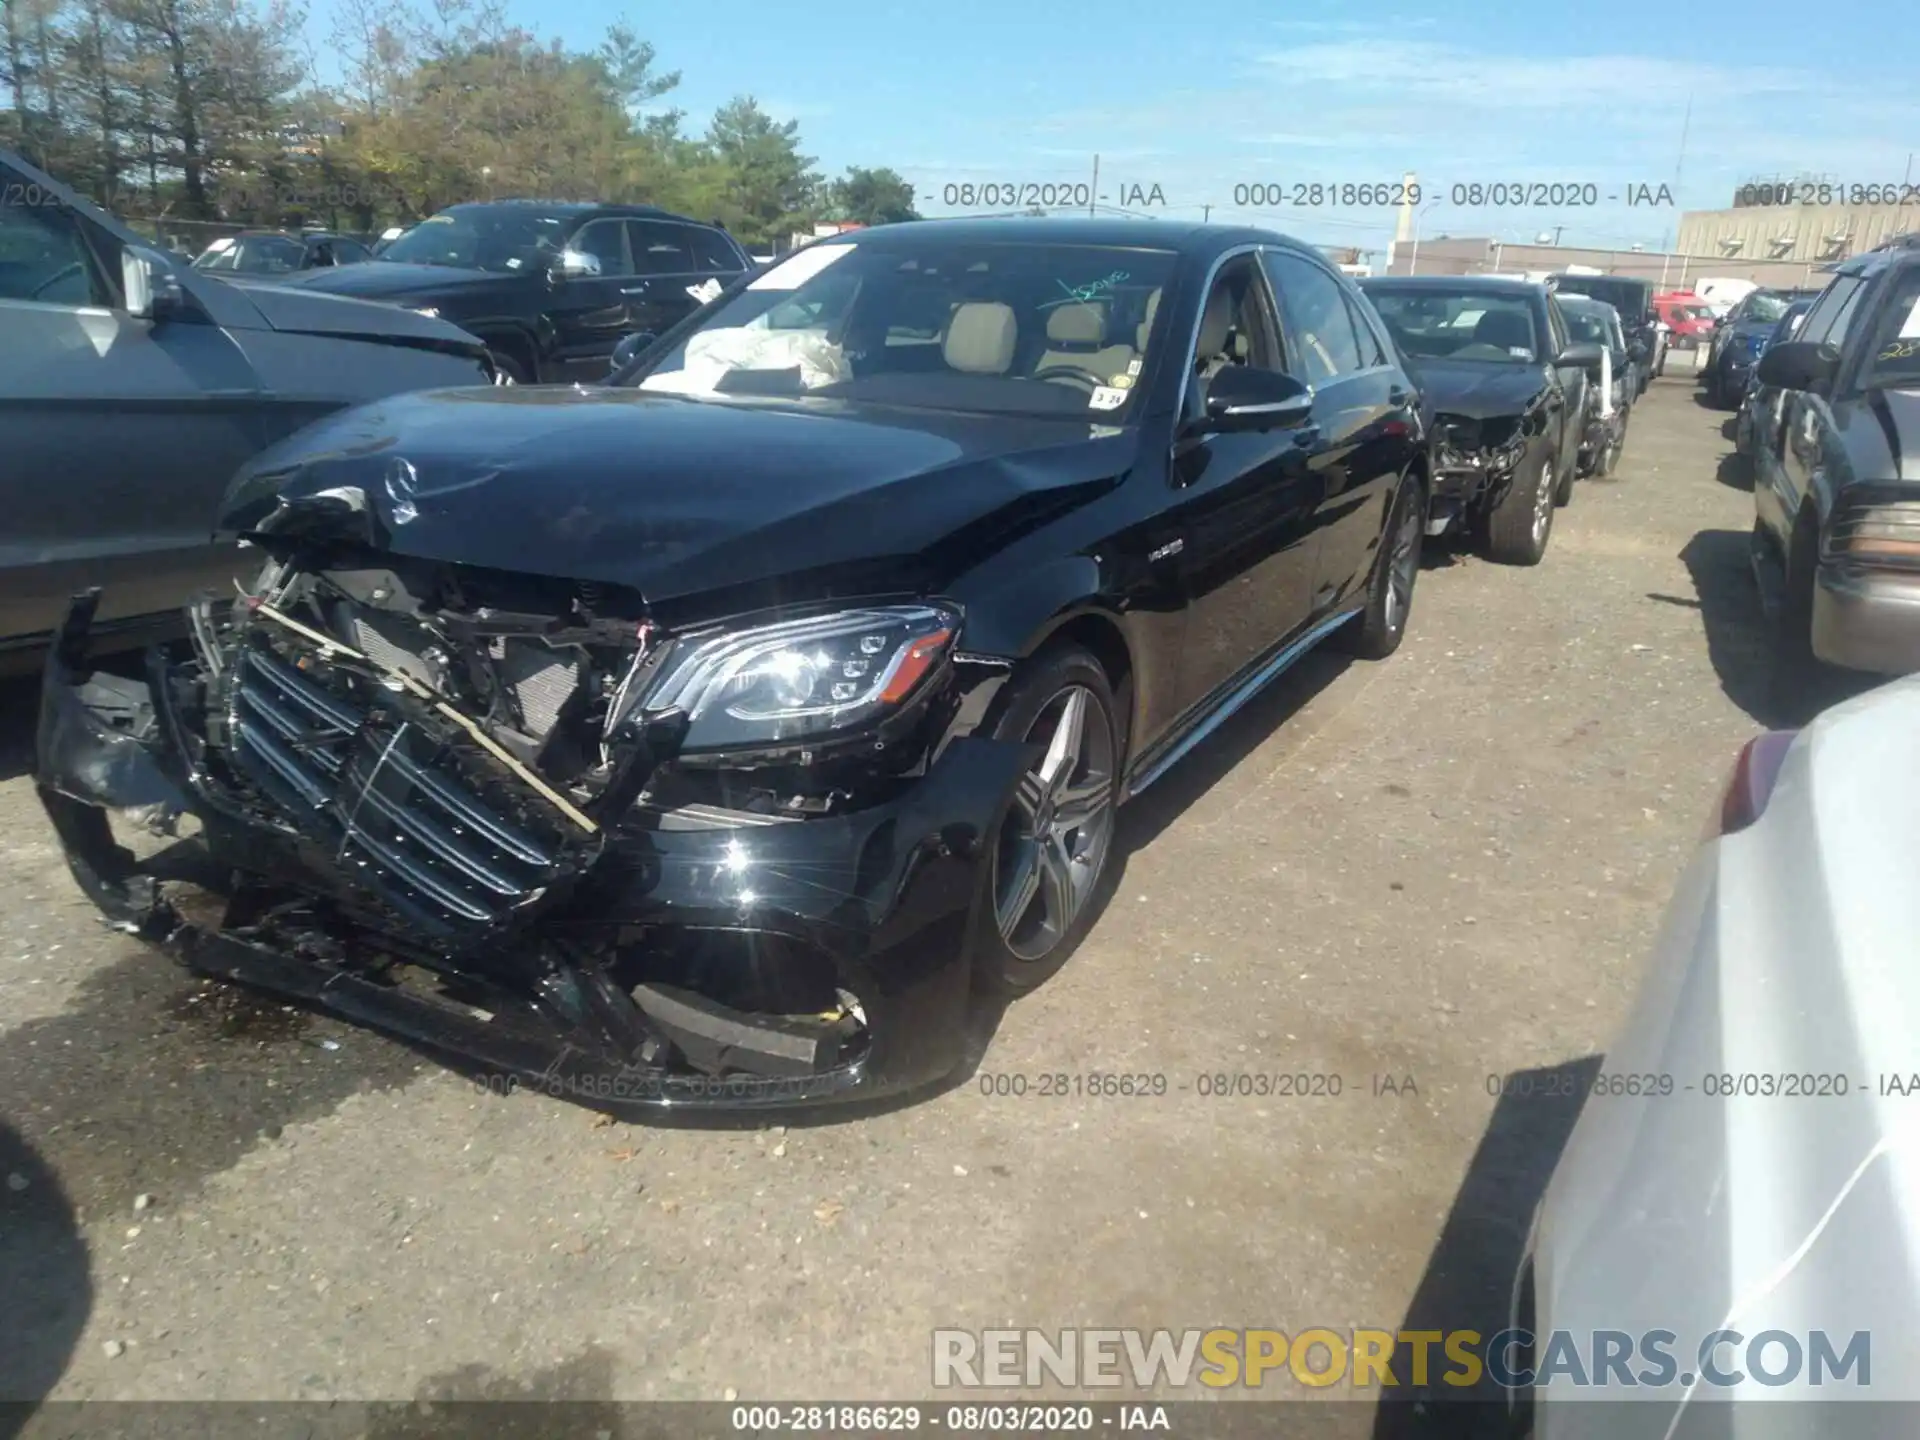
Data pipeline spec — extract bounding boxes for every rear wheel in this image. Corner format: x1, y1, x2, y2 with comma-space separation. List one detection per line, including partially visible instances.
1335, 473, 1423, 660
486, 345, 532, 385
976, 647, 1120, 996
1552, 442, 1576, 506
1482, 452, 1554, 566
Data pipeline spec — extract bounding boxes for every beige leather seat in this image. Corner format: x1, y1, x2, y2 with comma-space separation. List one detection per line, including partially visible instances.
1036, 301, 1136, 384
944, 302, 1018, 374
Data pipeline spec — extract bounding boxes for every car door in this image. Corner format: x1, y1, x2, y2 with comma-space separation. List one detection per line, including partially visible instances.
0, 170, 259, 651
1774, 275, 1870, 540
1166, 250, 1327, 714
547, 216, 635, 380
1260, 246, 1412, 612
622, 220, 743, 341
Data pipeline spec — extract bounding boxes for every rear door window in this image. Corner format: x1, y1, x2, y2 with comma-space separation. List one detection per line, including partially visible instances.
627, 221, 697, 276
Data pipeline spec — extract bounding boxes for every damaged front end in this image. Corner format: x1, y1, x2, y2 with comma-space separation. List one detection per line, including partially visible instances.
1428, 413, 1535, 532
35, 546, 1028, 1113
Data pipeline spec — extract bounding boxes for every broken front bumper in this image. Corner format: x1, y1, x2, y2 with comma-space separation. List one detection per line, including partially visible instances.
35, 596, 1029, 1113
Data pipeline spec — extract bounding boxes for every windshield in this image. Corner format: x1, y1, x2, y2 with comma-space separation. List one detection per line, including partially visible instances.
1744, 292, 1799, 324
619, 239, 1178, 420
1864, 269, 1920, 390
378, 208, 573, 273
194, 235, 305, 273
1559, 303, 1619, 351
1363, 288, 1542, 363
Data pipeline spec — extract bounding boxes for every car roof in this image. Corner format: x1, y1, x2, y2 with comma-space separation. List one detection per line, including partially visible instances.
1831, 236, 1920, 278
437, 199, 694, 223
1361, 274, 1549, 298
823, 216, 1308, 257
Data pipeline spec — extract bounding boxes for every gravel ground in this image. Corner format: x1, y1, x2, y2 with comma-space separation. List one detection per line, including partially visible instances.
0, 377, 1784, 1421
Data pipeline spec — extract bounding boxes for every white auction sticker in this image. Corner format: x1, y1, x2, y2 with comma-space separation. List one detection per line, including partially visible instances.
1899, 296, 1920, 339
748, 244, 856, 291
1089, 385, 1128, 411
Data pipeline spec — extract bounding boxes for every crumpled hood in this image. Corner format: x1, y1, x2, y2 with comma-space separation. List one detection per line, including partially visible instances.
270, 261, 505, 299
1410, 358, 1548, 421
218, 385, 1134, 606
236, 282, 488, 354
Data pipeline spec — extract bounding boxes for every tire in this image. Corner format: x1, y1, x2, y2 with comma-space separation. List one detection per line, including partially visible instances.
486, 345, 532, 385
1335, 472, 1424, 661
1481, 450, 1555, 566
975, 646, 1121, 997
1733, 407, 1750, 457
1552, 443, 1575, 507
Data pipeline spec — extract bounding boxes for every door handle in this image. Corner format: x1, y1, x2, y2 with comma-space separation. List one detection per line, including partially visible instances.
620, 284, 652, 296
1387, 385, 1410, 406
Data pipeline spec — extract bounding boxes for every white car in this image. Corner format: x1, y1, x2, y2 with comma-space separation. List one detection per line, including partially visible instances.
1518, 676, 1920, 1436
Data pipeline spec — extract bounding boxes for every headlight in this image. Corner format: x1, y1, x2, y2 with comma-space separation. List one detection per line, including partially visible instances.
641, 605, 959, 750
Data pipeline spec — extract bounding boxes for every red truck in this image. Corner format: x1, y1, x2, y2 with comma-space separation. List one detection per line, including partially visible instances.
1655, 291, 1718, 350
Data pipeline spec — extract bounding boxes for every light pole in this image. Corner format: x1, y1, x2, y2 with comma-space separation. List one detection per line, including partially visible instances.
1407, 196, 1442, 274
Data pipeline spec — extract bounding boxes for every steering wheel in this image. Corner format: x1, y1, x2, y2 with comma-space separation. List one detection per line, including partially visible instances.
1033, 364, 1108, 393
30, 262, 85, 301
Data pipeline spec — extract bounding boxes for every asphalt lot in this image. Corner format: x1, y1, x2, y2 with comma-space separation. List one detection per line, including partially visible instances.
0, 373, 1790, 1420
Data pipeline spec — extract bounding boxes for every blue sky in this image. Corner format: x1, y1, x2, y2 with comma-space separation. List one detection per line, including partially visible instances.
309, 0, 1920, 254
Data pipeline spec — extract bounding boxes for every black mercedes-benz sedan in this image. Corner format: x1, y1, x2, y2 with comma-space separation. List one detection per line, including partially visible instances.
38, 218, 1429, 1113
1362, 276, 1602, 565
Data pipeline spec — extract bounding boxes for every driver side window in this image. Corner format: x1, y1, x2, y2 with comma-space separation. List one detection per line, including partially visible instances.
0, 182, 108, 307
1186, 255, 1282, 416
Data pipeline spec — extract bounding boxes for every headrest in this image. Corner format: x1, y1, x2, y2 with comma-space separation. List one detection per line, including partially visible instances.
1473, 308, 1535, 354
944, 302, 1017, 374
1196, 285, 1235, 360
1137, 289, 1161, 350
1046, 302, 1105, 344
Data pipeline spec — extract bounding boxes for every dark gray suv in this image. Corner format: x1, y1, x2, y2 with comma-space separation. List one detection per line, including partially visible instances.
0, 149, 494, 672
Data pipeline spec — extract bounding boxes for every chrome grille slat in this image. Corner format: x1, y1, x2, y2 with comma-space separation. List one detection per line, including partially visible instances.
226, 641, 564, 935
333, 759, 530, 897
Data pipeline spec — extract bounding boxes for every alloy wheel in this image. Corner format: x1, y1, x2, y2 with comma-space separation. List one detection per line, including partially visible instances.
993, 685, 1117, 962
1382, 490, 1421, 636
1530, 459, 1554, 545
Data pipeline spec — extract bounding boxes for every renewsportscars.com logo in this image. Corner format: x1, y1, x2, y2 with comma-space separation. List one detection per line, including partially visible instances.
930, 1328, 1873, 1391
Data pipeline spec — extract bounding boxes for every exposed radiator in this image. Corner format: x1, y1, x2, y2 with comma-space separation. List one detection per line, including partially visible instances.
490, 636, 584, 738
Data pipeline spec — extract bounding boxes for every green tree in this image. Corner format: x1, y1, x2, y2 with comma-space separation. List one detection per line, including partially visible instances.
705, 94, 819, 249
822, 164, 917, 225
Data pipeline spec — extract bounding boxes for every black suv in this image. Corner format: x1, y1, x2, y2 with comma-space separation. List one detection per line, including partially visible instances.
272, 200, 751, 383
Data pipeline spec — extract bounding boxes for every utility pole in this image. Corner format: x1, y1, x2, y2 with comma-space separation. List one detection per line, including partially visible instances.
1089, 154, 1099, 217
1674, 94, 1692, 197
1201, 203, 1211, 222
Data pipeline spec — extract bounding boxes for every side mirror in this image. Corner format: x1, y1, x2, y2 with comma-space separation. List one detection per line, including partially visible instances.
551, 249, 601, 281
1755, 340, 1840, 393
1557, 340, 1606, 374
122, 245, 187, 322
609, 330, 658, 375
1196, 366, 1314, 433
